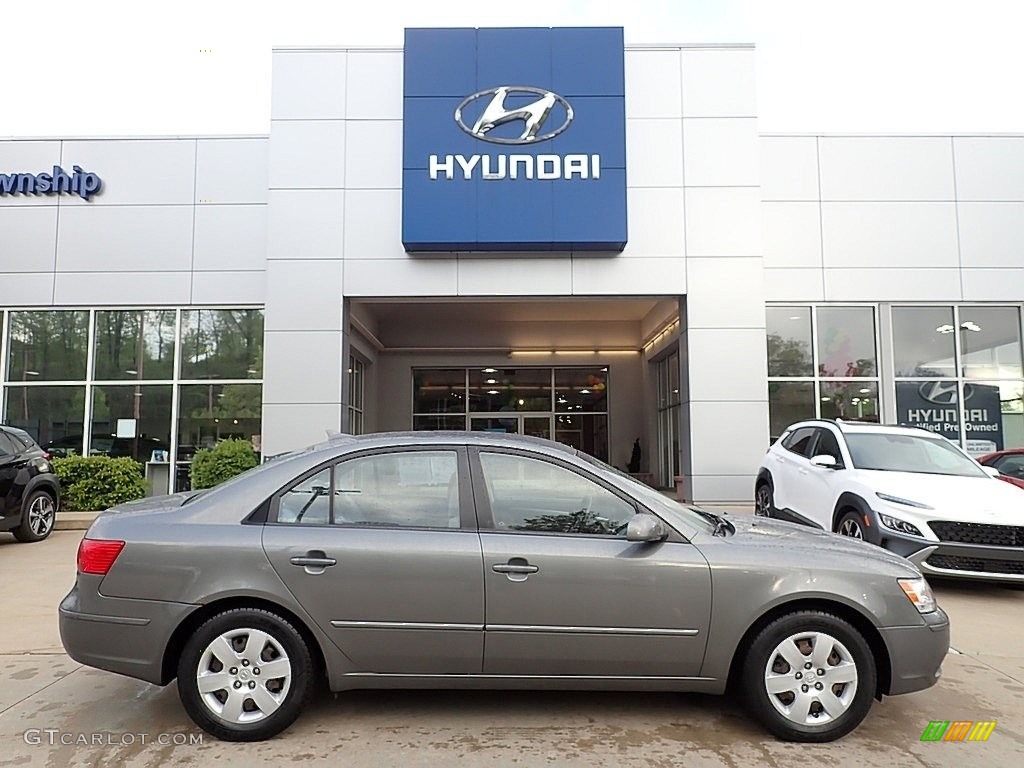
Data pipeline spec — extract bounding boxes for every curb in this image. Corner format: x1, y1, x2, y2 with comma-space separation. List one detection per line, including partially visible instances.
55, 512, 99, 531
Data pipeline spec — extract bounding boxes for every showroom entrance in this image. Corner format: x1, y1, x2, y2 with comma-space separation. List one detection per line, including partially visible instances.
346, 297, 682, 483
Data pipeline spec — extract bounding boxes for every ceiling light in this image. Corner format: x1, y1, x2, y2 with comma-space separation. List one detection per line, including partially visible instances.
485, 378, 497, 384
580, 389, 591, 395
557, 397, 567, 404
936, 324, 955, 334
482, 368, 497, 374
25, 370, 40, 376
487, 389, 499, 395
961, 321, 981, 332
518, 399, 525, 406
789, 316, 801, 321
821, 396, 832, 402
601, 367, 608, 372
125, 369, 138, 375
859, 388, 871, 394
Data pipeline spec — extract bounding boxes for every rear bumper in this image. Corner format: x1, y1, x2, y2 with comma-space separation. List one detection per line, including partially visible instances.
880, 607, 950, 696
59, 581, 197, 685
877, 528, 1024, 583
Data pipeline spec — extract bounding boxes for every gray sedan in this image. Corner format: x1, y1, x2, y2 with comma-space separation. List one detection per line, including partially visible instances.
59, 432, 948, 743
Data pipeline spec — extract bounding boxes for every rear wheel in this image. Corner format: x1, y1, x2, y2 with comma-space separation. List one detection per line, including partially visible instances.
13, 490, 57, 542
177, 608, 314, 741
754, 483, 774, 517
742, 610, 876, 742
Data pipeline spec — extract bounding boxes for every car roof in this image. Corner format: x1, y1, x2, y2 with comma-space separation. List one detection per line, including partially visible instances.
783, 419, 943, 440
309, 430, 580, 456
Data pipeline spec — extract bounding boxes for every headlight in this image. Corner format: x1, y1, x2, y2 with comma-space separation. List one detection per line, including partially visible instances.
898, 577, 937, 613
878, 513, 923, 537
876, 492, 933, 510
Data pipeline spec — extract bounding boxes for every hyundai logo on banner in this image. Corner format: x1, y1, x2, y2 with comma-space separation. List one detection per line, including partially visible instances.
402, 27, 627, 252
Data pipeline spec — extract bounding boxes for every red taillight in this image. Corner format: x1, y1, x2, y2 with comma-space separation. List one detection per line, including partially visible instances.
77, 539, 125, 575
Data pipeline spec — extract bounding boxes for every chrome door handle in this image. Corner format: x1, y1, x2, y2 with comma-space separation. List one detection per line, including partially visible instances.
492, 563, 539, 574
290, 556, 337, 568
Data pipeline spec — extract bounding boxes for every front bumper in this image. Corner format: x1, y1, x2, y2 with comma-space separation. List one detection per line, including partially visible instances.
872, 525, 1024, 583
880, 607, 950, 695
59, 580, 198, 685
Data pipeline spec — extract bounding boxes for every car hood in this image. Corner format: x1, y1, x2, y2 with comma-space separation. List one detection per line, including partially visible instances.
862, 470, 1024, 523
712, 514, 919, 576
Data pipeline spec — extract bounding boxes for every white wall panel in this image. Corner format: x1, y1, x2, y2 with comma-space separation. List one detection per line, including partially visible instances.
823, 267, 961, 302
268, 121, 345, 189
60, 140, 195, 206
0, 141, 62, 207
345, 121, 402, 189
263, 330, 343, 404
962, 268, 1024, 301
760, 136, 819, 201
761, 201, 821, 268
624, 50, 681, 118
0, 273, 55, 304
684, 187, 761, 256
621, 188, 684, 258
570, 256, 685, 295
195, 138, 268, 204
687, 400, 769, 475
344, 258, 458, 296
261, 403, 342, 456
457, 258, 572, 296
625, 119, 683, 187
346, 51, 403, 119
271, 51, 347, 120
193, 205, 268, 271
680, 49, 756, 118
264, 259, 344, 331
687, 329, 768, 401
56, 205, 193, 272
954, 137, 1024, 201
190, 271, 265, 304
344, 190, 404, 259
686, 258, 766, 328
818, 137, 954, 201
763, 268, 825, 302
0, 207, 58, 272
820, 202, 958, 268
957, 202, 1024, 267
683, 118, 759, 187
267, 190, 343, 261
53, 271, 191, 304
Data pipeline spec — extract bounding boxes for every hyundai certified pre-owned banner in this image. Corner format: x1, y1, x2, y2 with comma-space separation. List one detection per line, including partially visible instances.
895, 380, 1003, 454
401, 27, 627, 252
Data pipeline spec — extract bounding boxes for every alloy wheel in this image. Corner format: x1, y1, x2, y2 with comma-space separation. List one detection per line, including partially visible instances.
838, 518, 864, 539
755, 486, 771, 517
27, 496, 55, 537
196, 628, 292, 725
763, 631, 859, 726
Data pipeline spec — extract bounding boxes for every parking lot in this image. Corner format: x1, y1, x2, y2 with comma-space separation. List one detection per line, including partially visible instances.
1, 529, 1022, 767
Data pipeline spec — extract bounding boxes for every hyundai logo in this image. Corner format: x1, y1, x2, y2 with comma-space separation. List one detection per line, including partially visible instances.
454, 86, 574, 144
919, 381, 973, 405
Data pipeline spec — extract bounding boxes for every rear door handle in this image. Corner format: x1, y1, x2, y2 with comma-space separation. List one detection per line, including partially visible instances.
290, 551, 337, 573
492, 563, 539, 574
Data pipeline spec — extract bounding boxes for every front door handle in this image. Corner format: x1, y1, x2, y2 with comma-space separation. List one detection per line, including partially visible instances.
290, 551, 337, 574
492, 557, 538, 582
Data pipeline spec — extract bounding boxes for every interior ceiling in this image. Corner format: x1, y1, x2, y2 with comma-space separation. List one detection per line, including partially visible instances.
354, 298, 668, 325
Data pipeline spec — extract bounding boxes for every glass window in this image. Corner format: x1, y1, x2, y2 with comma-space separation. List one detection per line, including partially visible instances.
963, 381, 1023, 456
278, 468, 332, 525
179, 309, 263, 380
992, 453, 1024, 479
555, 413, 608, 462
845, 432, 986, 477
555, 368, 608, 412
479, 452, 634, 535
413, 415, 467, 431
766, 306, 813, 376
4, 386, 86, 456
0, 432, 18, 456
768, 381, 815, 440
782, 427, 816, 457
820, 381, 879, 422
892, 306, 956, 378
332, 451, 460, 528
413, 369, 465, 414
348, 355, 365, 435
959, 306, 1023, 380
94, 310, 176, 381
176, 383, 262, 489
895, 380, 960, 441
814, 429, 843, 464
817, 306, 876, 377
469, 368, 551, 412
90, 385, 172, 461
6, 311, 89, 381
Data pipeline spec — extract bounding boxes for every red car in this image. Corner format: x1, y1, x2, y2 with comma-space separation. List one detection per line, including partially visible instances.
978, 449, 1024, 490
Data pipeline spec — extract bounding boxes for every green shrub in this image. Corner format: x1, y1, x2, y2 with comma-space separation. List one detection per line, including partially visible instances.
52, 455, 146, 512
190, 438, 258, 490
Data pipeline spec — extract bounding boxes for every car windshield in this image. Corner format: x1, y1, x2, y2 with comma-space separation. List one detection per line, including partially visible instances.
845, 432, 988, 477
576, 452, 716, 534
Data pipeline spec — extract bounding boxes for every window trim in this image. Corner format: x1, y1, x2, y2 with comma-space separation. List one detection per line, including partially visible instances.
266, 445, 475, 532
466, 445, 675, 542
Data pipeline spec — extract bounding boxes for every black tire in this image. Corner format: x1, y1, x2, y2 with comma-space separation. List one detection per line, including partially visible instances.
835, 509, 869, 542
13, 489, 57, 543
742, 610, 877, 743
177, 608, 314, 741
754, 482, 774, 517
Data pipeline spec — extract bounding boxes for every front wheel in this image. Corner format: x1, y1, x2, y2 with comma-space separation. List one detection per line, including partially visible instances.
177, 608, 314, 741
742, 611, 877, 742
835, 510, 868, 541
754, 483, 774, 517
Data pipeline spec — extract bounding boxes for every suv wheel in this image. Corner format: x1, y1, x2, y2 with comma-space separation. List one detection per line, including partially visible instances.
13, 490, 57, 543
742, 610, 876, 742
177, 608, 314, 741
835, 510, 867, 540
754, 483, 774, 517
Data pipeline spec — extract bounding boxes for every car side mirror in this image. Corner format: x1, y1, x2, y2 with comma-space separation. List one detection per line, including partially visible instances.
983, 466, 1001, 478
626, 513, 668, 543
810, 454, 839, 469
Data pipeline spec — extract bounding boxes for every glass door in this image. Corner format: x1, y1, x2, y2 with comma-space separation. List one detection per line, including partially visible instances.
470, 414, 553, 438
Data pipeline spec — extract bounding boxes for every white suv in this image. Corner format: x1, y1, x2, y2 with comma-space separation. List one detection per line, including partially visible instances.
756, 420, 1024, 584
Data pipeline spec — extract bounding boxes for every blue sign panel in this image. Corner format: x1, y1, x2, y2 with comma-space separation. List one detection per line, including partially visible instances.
402, 27, 627, 252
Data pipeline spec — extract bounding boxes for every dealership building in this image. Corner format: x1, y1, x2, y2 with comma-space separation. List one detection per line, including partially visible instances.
2, 27, 1023, 503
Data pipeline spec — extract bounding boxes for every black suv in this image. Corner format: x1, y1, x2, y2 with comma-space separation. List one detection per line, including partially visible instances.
0, 426, 61, 542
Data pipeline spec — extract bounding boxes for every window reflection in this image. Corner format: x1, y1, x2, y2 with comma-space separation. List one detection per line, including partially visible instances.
816, 307, 877, 377
766, 306, 813, 377
94, 310, 176, 381
4, 386, 86, 455
7, 311, 89, 381
179, 309, 264, 380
